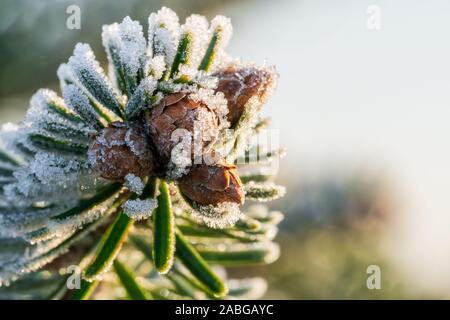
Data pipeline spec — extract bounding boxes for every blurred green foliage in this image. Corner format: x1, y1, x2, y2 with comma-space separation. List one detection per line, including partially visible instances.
232, 174, 436, 299
0, 0, 231, 97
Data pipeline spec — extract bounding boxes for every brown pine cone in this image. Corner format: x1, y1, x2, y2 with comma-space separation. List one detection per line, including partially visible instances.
178, 163, 245, 206
145, 92, 219, 166
214, 65, 276, 127
88, 121, 154, 180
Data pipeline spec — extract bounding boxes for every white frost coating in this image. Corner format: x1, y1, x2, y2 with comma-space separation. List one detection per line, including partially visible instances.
157, 79, 184, 94
62, 84, 99, 129
207, 15, 233, 72
117, 17, 146, 78
124, 173, 144, 195
0, 124, 22, 153
194, 71, 219, 90
29, 152, 84, 186
123, 199, 157, 220
210, 15, 232, 49
0, 214, 104, 286
36, 195, 117, 243
164, 86, 229, 179
124, 77, 157, 118
219, 64, 278, 162
166, 131, 192, 180
59, 61, 121, 124
175, 64, 197, 81
87, 127, 125, 173
180, 14, 209, 70
124, 126, 147, 160
56, 63, 74, 90
244, 181, 286, 202
145, 55, 166, 79
0, 205, 65, 238
190, 202, 241, 229
25, 89, 93, 138
189, 87, 229, 131
0, 234, 72, 286
68, 43, 123, 114
102, 17, 147, 92
148, 7, 180, 66
3, 151, 96, 210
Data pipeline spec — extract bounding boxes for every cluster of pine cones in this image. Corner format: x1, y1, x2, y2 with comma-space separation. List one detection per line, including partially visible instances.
89, 63, 276, 207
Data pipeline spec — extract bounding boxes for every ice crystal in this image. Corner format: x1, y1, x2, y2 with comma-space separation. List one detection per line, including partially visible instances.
166, 132, 192, 180
124, 173, 144, 195
62, 84, 101, 130
102, 16, 147, 95
148, 7, 180, 68
124, 77, 157, 119
28, 195, 117, 243
202, 15, 233, 72
244, 181, 286, 202
189, 87, 229, 132
190, 202, 241, 229
145, 55, 166, 79
68, 43, 123, 117
123, 199, 157, 220
182, 15, 209, 70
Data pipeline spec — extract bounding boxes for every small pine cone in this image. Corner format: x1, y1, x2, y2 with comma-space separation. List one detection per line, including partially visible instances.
214, 65, 276, 127
178, 163, 245, 206
88, 121, 154, 180
145, 92, 219, 165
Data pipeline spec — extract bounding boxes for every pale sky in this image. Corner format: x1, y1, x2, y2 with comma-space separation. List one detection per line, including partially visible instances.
224, 0, 450, 293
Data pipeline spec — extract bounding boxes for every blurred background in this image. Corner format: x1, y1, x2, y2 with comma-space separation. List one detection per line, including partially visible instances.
2, 0, 450, 299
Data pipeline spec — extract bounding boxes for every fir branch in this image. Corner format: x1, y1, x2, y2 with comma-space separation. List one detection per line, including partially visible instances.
0, 8, 284, 300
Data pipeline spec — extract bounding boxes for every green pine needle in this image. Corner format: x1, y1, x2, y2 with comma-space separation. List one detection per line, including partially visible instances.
196, 242, 280, 266
175, 229, 227, 297
113, 260, 152, 300
198, 32, 218, 72
152, 180, 175, 274
244, 182, 287, 202
25, 183, 124, 242
52, 183, 123, 221
28, 133, 88, 155
70, 279, 99, 300
47, 100, 84, 124
169, 32, 192, 79
83, 211, 134, 281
